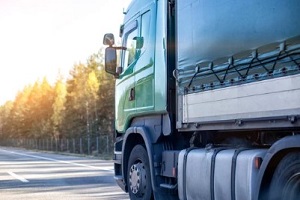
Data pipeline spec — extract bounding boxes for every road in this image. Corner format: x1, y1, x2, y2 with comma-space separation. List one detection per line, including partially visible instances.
0, 147, 129, 200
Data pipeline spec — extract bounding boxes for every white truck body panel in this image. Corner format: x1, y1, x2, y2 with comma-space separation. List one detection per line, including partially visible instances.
183, 74, 300, 124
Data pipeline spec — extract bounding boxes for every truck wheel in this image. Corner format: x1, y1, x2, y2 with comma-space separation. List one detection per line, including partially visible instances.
127, 144, 153, 200
268, 152, 300, 200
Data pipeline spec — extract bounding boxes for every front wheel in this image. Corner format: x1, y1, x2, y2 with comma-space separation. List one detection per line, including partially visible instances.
268, 152, 300, 200
127, 144, 153, 200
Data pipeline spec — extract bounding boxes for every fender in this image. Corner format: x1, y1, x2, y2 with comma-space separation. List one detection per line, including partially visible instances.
256, 134, 300, 199
121, 126, 162, 194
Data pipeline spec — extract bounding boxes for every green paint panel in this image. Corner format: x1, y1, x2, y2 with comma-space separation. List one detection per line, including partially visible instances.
115, 0, 169, 133
136, 72, 154, 110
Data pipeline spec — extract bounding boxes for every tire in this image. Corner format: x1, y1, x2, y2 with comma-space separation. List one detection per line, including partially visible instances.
268, 152, 300, 200
127, 144, 153, 200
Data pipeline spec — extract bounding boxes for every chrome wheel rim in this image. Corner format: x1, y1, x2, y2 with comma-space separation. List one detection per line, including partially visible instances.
129, 162, 147, 196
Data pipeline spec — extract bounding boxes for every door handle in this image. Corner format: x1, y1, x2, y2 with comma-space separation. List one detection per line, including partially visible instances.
129, 87, 135, 101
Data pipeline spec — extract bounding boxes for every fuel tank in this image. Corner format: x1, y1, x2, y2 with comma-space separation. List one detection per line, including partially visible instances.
178, 148, 267, 200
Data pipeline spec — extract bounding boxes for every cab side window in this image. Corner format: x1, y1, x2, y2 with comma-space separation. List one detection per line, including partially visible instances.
141, 11, 151, 52
123, 27, 138, 69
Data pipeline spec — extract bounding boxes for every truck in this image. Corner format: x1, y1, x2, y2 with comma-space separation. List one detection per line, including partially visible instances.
103, 0, 300, 199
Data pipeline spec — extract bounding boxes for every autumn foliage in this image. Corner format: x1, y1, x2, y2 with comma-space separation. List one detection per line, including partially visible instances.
0, 52, 115, 140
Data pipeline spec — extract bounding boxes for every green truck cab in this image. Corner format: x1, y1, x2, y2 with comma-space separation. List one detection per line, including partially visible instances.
103, 0, 300, 199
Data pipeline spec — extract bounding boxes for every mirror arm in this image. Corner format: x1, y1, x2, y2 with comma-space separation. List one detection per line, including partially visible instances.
115, 46, 127, 50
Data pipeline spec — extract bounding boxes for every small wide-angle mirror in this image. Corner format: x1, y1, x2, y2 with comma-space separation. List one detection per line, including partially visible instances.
105, 47, 117, 76
119, 25, 124, 37
103, 33, 115, 46
134, 36, 144, 49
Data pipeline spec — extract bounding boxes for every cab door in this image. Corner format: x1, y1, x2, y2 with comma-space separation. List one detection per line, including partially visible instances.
115, 19, 139, 132
134, 5, 155, 114
115, 2, 156, 132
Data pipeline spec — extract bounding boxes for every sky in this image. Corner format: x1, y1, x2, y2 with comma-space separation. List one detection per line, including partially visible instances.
0, 0, 131, 105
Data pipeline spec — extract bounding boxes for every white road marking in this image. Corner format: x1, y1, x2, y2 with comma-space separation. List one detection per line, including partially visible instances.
0, 149, 113, 171
7, 171, 29, 183
87, 191, 126, 196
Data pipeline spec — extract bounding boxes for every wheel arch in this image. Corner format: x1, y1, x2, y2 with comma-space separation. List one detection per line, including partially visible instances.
122, 126, 159, 193
257, 135, 300, 200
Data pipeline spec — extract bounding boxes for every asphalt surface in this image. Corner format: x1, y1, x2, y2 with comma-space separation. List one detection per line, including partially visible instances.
0, 147, 129, 200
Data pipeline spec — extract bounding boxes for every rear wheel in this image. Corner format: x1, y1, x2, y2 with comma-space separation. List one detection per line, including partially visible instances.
127, 144, 153, 200
268, 152, 300, 200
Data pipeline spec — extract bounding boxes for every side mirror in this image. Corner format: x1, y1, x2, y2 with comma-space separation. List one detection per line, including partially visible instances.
105, 47, 117, 77
103, 33, 115, 46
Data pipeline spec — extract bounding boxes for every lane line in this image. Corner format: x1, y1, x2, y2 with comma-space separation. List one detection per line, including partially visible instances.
0, 149, 113, 171
7, 171, 29, 183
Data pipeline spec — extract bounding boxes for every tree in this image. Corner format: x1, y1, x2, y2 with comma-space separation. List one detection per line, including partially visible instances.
24, 78, 54, 138
63, 63, 89, 138
86, 70, 100, 137
9, 85, 32, 138
51, 75, 67, 140
0, 101, 13, 140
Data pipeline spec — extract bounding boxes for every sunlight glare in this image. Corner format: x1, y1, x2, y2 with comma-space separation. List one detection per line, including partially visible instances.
0, 0, 131, 105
